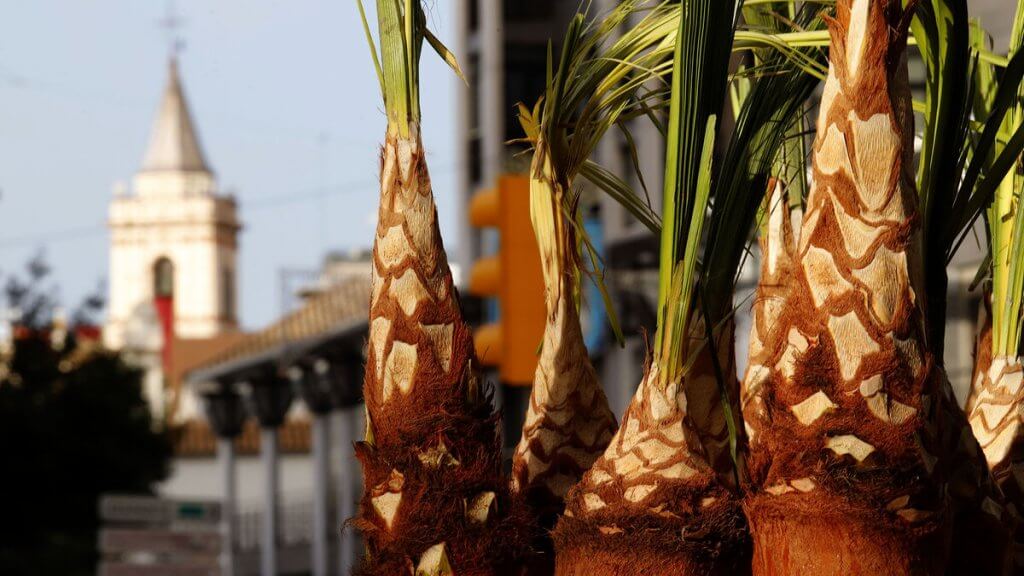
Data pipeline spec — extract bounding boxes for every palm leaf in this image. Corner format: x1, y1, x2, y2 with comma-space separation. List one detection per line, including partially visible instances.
966, 0, 1024, 358
579, 160, 661, 233
357, 0, 463, 136
656, 0, 739, 353
699, 4, 825, 327
518, 1, 682, 338
908, 0, 971, 361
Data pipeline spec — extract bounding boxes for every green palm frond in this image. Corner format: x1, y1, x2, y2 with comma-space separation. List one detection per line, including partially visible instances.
578, 160, 661, 233
975, 0, 1024, 358
656, 0, 739, 364
953, 27, 1024, 258
533, 1, 680, 184
519, 1, 684, 346
626, 1, 825, 374
741, 2, 814, 210
518, 0, 681, 230
356, 0, 464, 136
908, 0, 971, 360
706, 99, 821, 323
733, 28, 832, 81
641, 3, 825, 478
700, 5, 825, 331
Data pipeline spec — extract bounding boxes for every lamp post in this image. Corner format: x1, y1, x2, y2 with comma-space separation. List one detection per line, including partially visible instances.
333, 358, 363, 573
294, 352, 363, 574
291, 358, 335, 576
202, 386, 247, 576
244, 373, 294, 576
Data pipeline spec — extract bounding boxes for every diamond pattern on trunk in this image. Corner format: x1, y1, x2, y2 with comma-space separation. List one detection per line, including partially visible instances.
791, 391, 837, 425
389, 269, 432, 317
827, 311, 879, 381
803, 244, 854, 308
826, 434, 875, 462
382, 341, 417, 401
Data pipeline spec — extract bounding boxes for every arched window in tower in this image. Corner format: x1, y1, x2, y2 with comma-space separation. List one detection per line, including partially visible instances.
152, 257, 175, 371
154, 257, 175, 298
221, 266, 235, 322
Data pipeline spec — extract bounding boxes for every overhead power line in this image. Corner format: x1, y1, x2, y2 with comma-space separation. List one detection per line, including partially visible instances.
0, 160, 466, 251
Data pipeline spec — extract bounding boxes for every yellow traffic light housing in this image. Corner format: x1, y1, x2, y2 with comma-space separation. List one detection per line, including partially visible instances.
467, 175, 545, 385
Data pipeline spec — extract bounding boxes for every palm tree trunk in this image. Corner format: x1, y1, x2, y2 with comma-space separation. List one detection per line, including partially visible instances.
511, 285, 617, 514
510, 159, 618, 573
552, 322, 749, 576
509, 245, 617, 521
510, 270, 617, 565
355, 127, 529, 575
967, 298, 1024, 501
743, 1, 950, 573
742, 179, 794, 452
964, 296, 1022, 571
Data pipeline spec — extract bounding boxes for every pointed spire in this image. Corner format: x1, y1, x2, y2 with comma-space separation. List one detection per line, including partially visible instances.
141, 58, 210, 174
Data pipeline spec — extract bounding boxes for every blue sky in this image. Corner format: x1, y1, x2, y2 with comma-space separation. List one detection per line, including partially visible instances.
0, 0, 458, 329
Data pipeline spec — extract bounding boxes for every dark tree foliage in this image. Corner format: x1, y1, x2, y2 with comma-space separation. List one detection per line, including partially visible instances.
0, 255, 171, 575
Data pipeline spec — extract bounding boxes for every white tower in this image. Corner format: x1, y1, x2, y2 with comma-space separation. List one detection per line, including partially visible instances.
105, 58, 240, 352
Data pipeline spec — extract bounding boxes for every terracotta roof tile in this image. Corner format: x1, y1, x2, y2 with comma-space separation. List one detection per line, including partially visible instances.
172, 417, 313, 457
188, 278, 370, 379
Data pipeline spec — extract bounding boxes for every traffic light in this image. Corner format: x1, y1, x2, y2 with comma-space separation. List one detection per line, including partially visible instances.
467, 175, 545, 386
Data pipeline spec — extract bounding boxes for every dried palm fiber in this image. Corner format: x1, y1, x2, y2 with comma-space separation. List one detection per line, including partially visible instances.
352, 2, 530, 572
741, 0, 954, 573
742, 180, 795, 452
510, 147, 617, 536
354, 124, 533, 575
551, 307, 749, 576
744, 138, 1010, 576
509, 4, 679, 565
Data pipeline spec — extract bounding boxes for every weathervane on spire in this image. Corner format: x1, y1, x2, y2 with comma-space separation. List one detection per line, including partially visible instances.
158, 0, 186, 60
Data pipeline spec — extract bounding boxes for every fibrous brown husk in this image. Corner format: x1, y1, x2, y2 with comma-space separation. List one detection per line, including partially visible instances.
961, 296, 1021, 573
746, 492, 947, 576
554, 488, 748, 576
510, 276, 617, 541
741, 1, 953, 573
354, 131, 532, 574
742, 179, 794, 455
509, 158, 618, 573
553, 324, 750, 575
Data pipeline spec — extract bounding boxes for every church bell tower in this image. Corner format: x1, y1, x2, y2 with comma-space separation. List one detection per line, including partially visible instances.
105, 58, 241, 353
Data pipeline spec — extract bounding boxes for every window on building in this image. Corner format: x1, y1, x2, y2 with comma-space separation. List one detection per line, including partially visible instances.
468, 0, 478, 31
221, 267, 235, 321
153, 257, 174, 298
505, 0, 555, 22
504, 44, 548, 144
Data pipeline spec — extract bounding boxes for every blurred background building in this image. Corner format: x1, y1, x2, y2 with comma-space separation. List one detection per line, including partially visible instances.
98, 55, 368, 576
